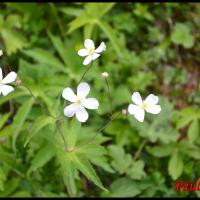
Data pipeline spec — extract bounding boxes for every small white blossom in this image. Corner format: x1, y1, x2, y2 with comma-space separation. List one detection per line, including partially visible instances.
62, 82, 99, 123
101, 72, 109, 78
78, 39, 106, 65
128, 92, 161, 122
0, 50, 3, 57
0, 67, 17, 96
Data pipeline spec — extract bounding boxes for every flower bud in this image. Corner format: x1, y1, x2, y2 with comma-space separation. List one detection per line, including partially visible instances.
101, 72, 109, 78
16, 79, 22, 86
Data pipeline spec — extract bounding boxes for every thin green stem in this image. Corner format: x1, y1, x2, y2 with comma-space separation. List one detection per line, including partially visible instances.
77, 61, 93, 85
104, 77, 112, 116
74, 112, 121, 150
133, 139, 147, 161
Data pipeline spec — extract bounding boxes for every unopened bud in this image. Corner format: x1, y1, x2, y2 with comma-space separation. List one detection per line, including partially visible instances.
122, 109, 127, 115
101, 72, 109, 78
16, 79, 22, 86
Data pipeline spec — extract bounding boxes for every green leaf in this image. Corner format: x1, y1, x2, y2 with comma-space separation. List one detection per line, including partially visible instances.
108, 145, 132, 174
48, 32, 69, 67
67, 3, 115, 34
168, 151, 183, 180
28, 143, 57, 174
72, 154, 107, 191
97, 20, 122, 58
22, 48, 66, 73
188, 120, 199, 143
171, 23, 194, 48
0, 113, 10, 129
127, 160, 146, 180
147, 145, 174, 158
103, 178, 140, 197
57, 151, 77, 197
12, 97, 34, 151
24, 116, 55, 147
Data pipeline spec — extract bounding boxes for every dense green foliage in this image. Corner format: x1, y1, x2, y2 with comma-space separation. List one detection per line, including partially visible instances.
0, 2, 200, 197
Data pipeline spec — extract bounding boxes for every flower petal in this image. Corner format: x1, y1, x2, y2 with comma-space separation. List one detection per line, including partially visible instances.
62, 88, 77, 102
92, 53, 100, 61
144, 94, 159, 106
146, 105, 161, 114
0, 50, 3, 56
2, 72, 17, 84
0, 68, 2, 80
77, 82, 90, 99
64, 103, 79, 117
84, 39, 95, 50
78, 48, 89, 57
83, 98, 99, 110
95, 42, 106, 53
83, 55, 93, 65
132, 92, 143, 106
76, 106, 88, 123
0, 85, 14, 96
128, 104, 145, 122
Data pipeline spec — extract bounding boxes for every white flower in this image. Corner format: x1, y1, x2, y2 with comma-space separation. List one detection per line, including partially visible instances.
62, 82, 99, 123
128, 92, 161, 122
0, 68, 17, 96
0, 50, 3, 57
101, 72, 109, 78
78, 39, 106, 65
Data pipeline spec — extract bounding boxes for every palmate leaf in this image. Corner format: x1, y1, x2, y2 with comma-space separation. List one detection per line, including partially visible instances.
56, 123, 110, 194
67, 3, 115, 34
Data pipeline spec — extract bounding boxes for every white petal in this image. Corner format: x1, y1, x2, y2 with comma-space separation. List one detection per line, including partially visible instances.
146, 105, 161, 114
83, 98, 99, 110
84, 39, 95, 50
144, 94, 159, 106
64, 103, 79, 117
83, 55, 93, 65
132, 92, 143, 106
0, 50, 3, 56
77, 82, 90, 99
62, 88, 77, 102
2, 72, 17, 84
0, 68, 2, 80
0, 85, 14, 96
78, 48, 89, 57
91, 53, 100, 61
76, 106, 88, 123
95, 42, 106, 53
128, 104, 145, 122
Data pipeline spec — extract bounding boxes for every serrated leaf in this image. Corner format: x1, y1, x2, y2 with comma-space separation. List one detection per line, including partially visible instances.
24, 116, 55, 147
28, 143, 57, 174
72, 154, 107, 191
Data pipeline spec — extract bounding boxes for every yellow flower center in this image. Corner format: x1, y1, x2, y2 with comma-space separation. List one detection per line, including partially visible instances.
89, 47, 94, 54
76, 99, 82, 105
142, 101, 148, 110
